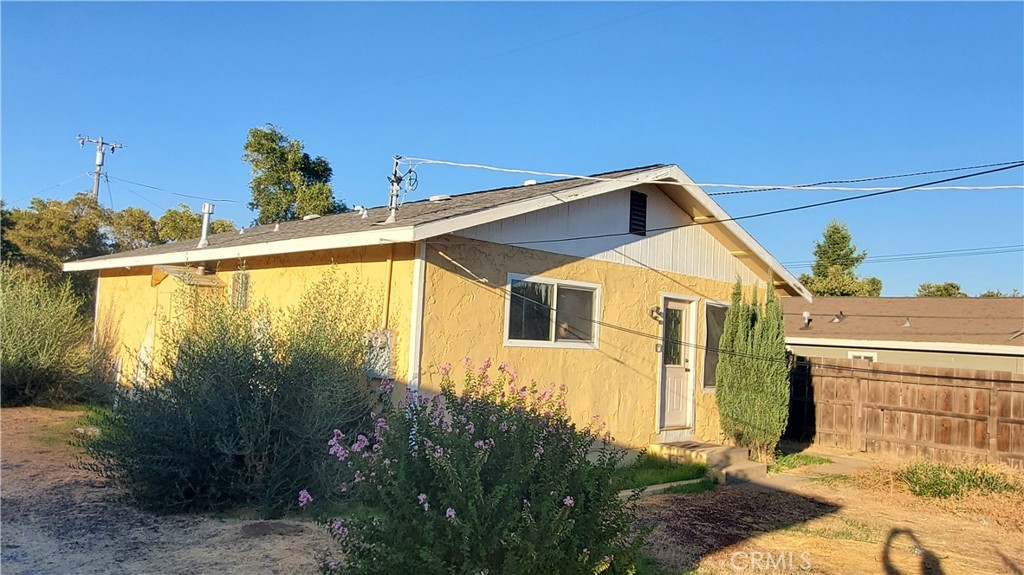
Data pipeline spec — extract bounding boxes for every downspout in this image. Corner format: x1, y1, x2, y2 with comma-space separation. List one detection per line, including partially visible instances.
91, 272, 101, 343
407, 241, 427, 390
382, 244, 394, 329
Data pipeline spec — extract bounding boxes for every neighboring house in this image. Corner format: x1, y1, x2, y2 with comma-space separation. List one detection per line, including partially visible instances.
782, 297, 1024, 374
64, 164, 811, 451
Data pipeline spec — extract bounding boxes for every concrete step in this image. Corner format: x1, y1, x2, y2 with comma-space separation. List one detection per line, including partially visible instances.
648, 441, 751, 468
708, 460, 768, 485
649, 440, 766, 485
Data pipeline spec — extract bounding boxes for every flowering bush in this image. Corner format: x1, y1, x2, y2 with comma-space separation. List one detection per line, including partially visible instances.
307, 360, 646, 575
80, 273, 375, 516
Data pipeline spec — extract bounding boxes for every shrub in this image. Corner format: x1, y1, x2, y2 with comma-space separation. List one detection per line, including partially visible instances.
716, 280, 790, 462
306, 360, 646, 575
79, 272, 375, 516
897, 461, 1021, 499
0, 263, 95, 406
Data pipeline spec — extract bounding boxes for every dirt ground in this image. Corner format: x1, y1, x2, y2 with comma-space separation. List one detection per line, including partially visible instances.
2, 407, 1022, 575
636, 455, 1024, 575
1, 407, 335, 575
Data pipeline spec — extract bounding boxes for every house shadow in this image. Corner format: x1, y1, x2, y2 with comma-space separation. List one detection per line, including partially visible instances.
634, 483, 841, 572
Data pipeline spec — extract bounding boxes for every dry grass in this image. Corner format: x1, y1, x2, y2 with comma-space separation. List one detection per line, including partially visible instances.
820, 461, 1024, 531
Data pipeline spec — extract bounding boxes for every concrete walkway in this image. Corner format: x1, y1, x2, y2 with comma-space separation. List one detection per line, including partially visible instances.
737, 451, 876, 493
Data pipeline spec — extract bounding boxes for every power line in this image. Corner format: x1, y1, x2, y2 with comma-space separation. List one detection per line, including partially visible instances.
704, 160, 1024, 196
426, 245, 1022, 384
402, 157, 1024, 193
781, 244, 1024, 268
105, 175, 244, 204
508, 162, 1024, 247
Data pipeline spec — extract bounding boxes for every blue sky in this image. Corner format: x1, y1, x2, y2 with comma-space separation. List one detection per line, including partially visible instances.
3, 2, 1022, 296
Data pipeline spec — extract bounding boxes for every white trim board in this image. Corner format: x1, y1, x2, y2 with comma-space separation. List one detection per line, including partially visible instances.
786, 337, 1024, 357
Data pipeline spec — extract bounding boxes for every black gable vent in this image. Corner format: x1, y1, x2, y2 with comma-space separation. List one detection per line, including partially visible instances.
629, 190, 647, 236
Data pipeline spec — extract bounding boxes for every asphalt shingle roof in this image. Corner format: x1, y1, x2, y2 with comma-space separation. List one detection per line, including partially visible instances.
77, 165, 666, 264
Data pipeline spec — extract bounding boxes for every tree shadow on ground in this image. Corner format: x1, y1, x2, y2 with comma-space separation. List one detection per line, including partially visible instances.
635, 486, 840, 572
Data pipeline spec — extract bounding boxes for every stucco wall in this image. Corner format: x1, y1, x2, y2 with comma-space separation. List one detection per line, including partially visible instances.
96, 244, 416, 383
416, 236, 750, 450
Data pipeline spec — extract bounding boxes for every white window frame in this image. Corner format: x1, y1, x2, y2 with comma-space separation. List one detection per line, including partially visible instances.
504, 273, 601, 350
847, 351, 877, 362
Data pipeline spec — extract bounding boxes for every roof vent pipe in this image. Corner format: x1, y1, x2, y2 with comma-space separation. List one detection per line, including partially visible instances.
197, 202, 214, 248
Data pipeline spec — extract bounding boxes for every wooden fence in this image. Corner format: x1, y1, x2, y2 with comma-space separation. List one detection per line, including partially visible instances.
785, 357, 1024, 468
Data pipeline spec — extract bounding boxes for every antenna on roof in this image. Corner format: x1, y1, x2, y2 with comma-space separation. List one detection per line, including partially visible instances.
801, 311, 812, 329
384, 156, 419, 224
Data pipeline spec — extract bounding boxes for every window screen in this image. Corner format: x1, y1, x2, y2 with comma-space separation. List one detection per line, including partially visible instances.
703, 303, 728, 388
509, 280, 552, 341
555, 287, 594, 341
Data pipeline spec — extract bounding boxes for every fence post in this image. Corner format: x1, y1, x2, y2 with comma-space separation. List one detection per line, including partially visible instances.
988, 378, 998, 464
852, 375, 865, 452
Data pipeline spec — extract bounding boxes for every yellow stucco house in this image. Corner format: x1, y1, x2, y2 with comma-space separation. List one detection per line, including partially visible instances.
65, 164, 811, 451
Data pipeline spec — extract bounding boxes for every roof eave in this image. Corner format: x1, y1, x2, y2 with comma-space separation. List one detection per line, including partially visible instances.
63, 226, 417, 272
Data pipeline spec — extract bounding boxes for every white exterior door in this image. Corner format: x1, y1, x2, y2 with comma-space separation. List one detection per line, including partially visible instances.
660, 299, 693, 429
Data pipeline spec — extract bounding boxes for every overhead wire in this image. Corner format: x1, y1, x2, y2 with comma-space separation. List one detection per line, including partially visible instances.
425, 244, 1022, 384
781, 244, 1024, 268
506, 162, 1024, 247
401, 157, 1024, 194
105, 175, 244, 204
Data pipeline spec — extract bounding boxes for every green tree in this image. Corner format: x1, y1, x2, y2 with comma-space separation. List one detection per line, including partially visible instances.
157, 204, 237, 242
110, 207, 164, 251
916, 282, 967, 297
4, 193, 112, 299
798, 220, 882, 296
977, 289, 1022, 298
716, 280, 790, 463
1, 204, 24, 263
243, 124, 345, 225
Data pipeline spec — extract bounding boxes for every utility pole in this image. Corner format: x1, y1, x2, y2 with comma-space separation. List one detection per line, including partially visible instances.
77, 135, 124, 200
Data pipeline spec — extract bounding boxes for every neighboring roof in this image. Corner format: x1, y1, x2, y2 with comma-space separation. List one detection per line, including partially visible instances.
63, 163, 810, 299
783, 296, 1024, 352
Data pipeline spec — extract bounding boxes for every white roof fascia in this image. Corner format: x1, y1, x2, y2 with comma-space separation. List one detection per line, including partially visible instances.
409, 166, 674, 242
63, 227, 416, 272
659, 166, 813, 302
786, 336, 1024, 357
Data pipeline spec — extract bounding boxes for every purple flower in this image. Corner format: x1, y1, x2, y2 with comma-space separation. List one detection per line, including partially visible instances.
474, 440, 485, 449
563, 495, 575, 507
353, 471, 365, 483
480, 357, 492, 371
465, 423, 475, 435
439, 362, 452, 377
433, 446, 444, 458
351, 435, 369, 452
298, 489, 312, 508
534, 445, 544, 458
340, 482, 349, 493
379, 380, 395, 394
332, 519, 349, 538
418, 493, 428, 504
445, 507, 456, 520
499, 421, 509, 432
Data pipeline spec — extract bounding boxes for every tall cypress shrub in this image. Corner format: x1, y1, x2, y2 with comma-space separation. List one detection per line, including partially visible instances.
715, 280, 790, 462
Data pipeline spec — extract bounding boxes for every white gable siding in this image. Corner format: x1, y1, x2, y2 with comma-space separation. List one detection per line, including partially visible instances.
454, 184, 761, 285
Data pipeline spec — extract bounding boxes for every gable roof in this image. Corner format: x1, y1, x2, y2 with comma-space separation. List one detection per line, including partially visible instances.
64, 164, 811, 299
783, 296, 1024, 353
